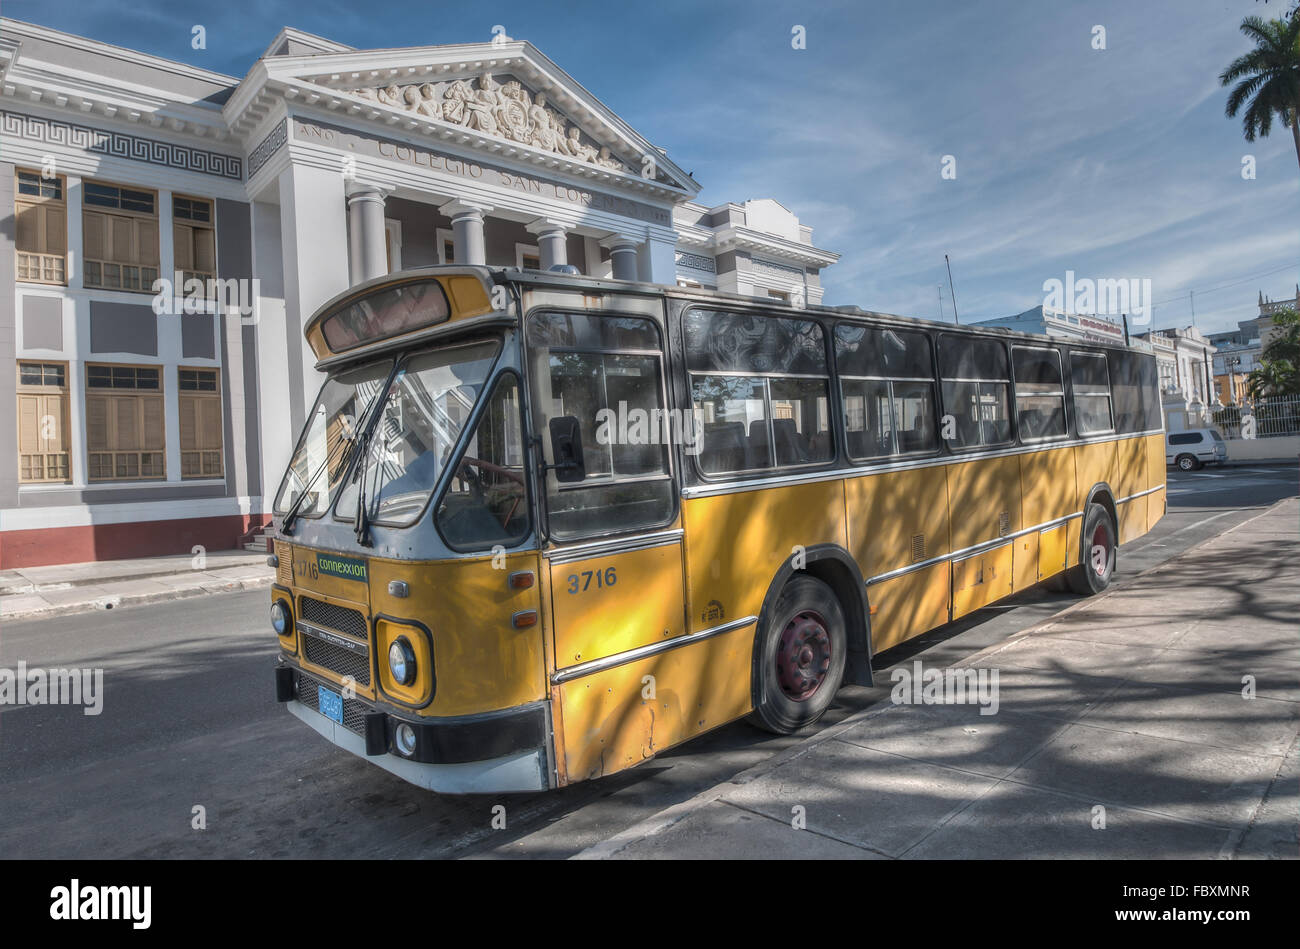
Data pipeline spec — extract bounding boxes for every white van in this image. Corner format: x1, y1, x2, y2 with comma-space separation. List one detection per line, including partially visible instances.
1166, 429, 1227, 471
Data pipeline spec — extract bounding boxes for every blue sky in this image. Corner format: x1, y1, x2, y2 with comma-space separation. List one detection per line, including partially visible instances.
8, 0, 1299, 334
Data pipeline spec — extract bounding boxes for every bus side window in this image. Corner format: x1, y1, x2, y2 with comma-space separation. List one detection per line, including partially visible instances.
1070, 351, 1114, 435
685, 308, 832, 474
1012, 345, 1067, 441
1107, 349, 1158, 434
835, 323, 937, 460
938, 335, 1012, 449
526, 312, 675, 540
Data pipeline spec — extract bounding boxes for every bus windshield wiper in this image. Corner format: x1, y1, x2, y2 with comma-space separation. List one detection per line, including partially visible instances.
280, 435, 351, 536
352, 386, 394, 547
281, 387, 385, 536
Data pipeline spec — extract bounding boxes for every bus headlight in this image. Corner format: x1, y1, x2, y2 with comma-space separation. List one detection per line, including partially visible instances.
394, 723, 417, 757
271, 600, 291, 636
388, 637, 416, 686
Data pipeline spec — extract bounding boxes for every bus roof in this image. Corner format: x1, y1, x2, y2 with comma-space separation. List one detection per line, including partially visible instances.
303, 265, 1152, 364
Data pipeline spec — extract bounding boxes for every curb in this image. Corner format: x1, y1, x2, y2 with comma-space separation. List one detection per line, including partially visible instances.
0, 555, 272, 597
1, 574, 274, 622
571, 497, 1293, 860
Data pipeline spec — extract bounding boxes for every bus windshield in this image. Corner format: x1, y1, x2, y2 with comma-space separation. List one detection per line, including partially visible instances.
272, 358, 392, 518
335, 339, 502, 526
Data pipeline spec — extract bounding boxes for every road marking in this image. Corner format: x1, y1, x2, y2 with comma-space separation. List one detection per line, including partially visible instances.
1152, 509, 1241, 540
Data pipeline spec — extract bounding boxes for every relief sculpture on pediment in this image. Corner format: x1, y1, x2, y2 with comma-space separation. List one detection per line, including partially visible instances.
347, 72, 631, 173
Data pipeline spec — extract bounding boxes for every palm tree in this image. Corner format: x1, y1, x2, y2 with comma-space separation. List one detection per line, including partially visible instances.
1245, 358, 1299, 399
1219, 13, 1300, 172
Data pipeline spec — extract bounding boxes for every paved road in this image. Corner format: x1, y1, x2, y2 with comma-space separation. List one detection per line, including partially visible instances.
2, 464, 1294, 859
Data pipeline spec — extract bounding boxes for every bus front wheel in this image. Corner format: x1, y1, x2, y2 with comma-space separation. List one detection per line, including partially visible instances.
749, 575, 847, 735
1066, 503, 1117, 596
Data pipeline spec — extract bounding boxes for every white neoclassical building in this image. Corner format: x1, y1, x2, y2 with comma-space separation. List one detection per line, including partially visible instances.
0, 19, 838, 567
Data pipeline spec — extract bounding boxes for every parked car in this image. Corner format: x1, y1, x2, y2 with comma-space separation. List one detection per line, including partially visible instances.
1166, 429, 1227, 470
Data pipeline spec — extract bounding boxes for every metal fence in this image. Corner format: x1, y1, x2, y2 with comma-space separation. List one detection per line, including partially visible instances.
1212, 395, 1300, 439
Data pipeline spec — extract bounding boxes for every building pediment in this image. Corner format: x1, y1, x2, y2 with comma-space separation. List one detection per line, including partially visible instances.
238, 39, 698, 200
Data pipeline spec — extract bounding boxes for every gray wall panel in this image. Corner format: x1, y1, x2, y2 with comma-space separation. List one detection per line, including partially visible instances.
89, 301, 158, 355
484, 218, 530, 267
385, 197, 446, 268
181, 312, 215, 358
19, 483, 227, 506
21, 295, 63, 351
216, 198, 257, 499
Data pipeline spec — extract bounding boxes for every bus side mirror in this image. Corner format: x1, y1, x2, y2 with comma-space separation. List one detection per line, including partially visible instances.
548, 416, 587, 483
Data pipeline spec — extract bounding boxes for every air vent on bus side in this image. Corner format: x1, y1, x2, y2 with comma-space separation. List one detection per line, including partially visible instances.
911, 534, 926, 563
275, 540, 293, 586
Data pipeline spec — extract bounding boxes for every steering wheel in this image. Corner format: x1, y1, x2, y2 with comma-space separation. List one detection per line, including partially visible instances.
454, 459, 486, 501
458, 456, 525, 528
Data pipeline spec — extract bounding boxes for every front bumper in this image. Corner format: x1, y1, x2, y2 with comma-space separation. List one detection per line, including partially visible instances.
277, 665, 550, 793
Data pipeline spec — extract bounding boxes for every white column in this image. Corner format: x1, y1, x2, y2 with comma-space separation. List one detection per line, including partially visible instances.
601, 234, 640, 281
251, 199, 290, 508
526, 218, 568, 271
346, 182, 391, 283
440, 199, 493, 266
279, 164, 350, 430
158, 188, 175, 291
65, 176, 87, 487
640, 229, 679, 286
66, 175, 84, 292
347, 192, 365, 285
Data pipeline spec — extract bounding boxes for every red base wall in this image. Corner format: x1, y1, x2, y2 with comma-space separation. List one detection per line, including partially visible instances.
0, 513, 273, 569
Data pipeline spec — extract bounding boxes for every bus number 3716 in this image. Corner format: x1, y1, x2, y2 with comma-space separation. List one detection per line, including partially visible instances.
567, 567, 617, 594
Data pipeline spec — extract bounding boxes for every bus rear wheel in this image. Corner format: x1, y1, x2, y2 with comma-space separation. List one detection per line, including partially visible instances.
749, 575, 847, 735
1066, 503, 1116, 596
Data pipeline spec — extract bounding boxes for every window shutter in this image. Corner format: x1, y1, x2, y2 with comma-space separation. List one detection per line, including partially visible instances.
115, 397, 139, 450
111, 216, 132, 262
142, 396, 164, 450
84, 211, 106, 260
179, 395, 197, 451
194, 227, 216, 273
40, 394, 64, 452
15, 202, 38, 252
86, 395, 109, 451
137, 219, 159, 266
44, 205, 66, 256
200, 397, 222, 449
18, 394, 40, 453
174, 223, 194, 271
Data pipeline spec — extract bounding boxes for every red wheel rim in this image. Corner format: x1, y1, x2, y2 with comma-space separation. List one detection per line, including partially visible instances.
776, 610, 832, 701
1091, 522, 1112, 577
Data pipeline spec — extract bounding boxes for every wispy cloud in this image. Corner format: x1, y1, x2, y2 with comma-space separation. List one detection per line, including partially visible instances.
15, 0, 1297, 333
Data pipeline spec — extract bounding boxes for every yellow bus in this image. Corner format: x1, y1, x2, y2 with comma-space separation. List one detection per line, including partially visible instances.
269, 266, 1165, 792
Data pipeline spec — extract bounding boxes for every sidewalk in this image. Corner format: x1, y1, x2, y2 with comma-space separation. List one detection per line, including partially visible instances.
0, 549, 274, 621
576, 497, 1300, 860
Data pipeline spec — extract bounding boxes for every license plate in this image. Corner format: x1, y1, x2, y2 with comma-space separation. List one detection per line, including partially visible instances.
317, 686, 344, 725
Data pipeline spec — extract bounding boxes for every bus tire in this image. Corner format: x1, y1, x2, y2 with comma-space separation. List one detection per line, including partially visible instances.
1066, 503, 1116, 596
1175, 454, 1200, 471
749, 575, 847, 735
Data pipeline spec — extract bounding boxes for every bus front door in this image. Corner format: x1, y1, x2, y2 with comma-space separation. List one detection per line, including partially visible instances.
545, 529, 690, 783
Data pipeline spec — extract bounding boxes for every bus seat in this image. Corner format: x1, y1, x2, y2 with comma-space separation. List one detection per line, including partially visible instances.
771, 418, 810, 465
700, 422, 746, 473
